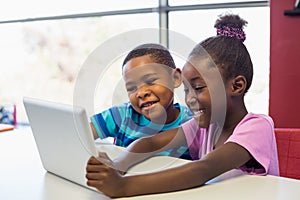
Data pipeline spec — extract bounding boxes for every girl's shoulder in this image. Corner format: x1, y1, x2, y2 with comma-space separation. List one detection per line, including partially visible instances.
238, 113, 275, 130
244, 113, 274, 124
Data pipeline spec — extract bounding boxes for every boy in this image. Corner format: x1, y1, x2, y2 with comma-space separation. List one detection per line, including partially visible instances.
90, 43, 192, 159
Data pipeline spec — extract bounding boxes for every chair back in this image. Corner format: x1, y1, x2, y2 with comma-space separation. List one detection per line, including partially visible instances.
275, 128, 300, 179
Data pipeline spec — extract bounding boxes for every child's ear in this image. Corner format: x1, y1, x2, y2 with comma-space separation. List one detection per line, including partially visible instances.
230, 75, 247, 96
172, 68, 182, 88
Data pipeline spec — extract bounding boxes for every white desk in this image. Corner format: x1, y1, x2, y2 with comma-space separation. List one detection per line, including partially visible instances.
1, 128, 300, 200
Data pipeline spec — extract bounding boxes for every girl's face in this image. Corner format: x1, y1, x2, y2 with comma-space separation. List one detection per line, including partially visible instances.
182, 58, 227, 128
123, 55, 181, 124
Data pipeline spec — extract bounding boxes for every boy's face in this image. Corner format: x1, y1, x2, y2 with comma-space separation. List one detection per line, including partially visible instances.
123, 55, 180, 123
182, 58, 227, 128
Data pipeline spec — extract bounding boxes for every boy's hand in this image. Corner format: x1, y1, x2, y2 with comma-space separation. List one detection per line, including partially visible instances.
86, 152, 126, 197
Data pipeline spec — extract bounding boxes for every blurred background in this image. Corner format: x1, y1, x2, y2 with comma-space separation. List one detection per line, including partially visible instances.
0, 0, 270, 124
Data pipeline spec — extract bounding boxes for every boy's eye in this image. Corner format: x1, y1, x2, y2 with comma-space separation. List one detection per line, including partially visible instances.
126, 86, 137, 92
145, 78, 158, 85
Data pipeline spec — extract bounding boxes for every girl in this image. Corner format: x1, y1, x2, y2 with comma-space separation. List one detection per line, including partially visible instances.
86, 14, 279, 197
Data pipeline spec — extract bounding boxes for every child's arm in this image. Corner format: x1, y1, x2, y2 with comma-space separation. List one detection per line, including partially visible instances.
113, 127, 186, 172
90, 106, 124, 141
86, 141, 251, 197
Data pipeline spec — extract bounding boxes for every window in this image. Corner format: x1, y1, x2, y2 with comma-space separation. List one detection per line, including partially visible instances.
0, 0, 157, 20
0, 1, 269, 123
169, 7, 270, 114
0, 14, 158, 122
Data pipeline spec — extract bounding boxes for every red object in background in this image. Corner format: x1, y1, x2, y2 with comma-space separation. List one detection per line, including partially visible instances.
275, 128, 300, 180
13, 104, 17, 125
269, 0, 300, 128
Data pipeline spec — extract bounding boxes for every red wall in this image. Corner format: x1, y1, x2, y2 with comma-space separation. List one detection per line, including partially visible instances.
269, 0, 300, 128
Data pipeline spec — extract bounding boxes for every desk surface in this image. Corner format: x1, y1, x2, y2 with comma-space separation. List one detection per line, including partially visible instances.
1, 128, 300, 200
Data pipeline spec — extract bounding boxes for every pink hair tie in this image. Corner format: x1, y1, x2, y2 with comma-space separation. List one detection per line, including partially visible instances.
217, 26, 246, 42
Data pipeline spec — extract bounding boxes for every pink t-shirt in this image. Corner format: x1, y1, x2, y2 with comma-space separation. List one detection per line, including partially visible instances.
182, 113, 279, 181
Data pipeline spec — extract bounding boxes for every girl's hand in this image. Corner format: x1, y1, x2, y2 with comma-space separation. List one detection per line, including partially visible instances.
86, 152, 126, 197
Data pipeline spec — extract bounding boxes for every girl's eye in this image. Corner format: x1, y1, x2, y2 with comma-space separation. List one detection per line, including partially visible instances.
194, 86, 206, 92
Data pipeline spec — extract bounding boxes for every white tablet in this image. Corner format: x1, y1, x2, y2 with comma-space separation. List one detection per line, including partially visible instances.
23, 97, 98, 191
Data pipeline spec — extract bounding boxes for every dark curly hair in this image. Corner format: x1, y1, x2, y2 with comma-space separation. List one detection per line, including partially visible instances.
189, 14, 253, 93
122, 43, 176, 70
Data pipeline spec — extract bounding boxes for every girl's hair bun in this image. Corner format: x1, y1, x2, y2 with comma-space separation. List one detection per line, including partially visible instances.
214, 14, 248, 42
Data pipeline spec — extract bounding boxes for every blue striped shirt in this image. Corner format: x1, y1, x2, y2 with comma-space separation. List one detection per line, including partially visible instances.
91, 102, 193, 159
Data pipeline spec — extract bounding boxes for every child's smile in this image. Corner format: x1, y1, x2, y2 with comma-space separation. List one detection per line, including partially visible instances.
140, 100, 159, 110
192, 108, 205, 118
123, 55, 180, 124
182, 61, 213, 128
